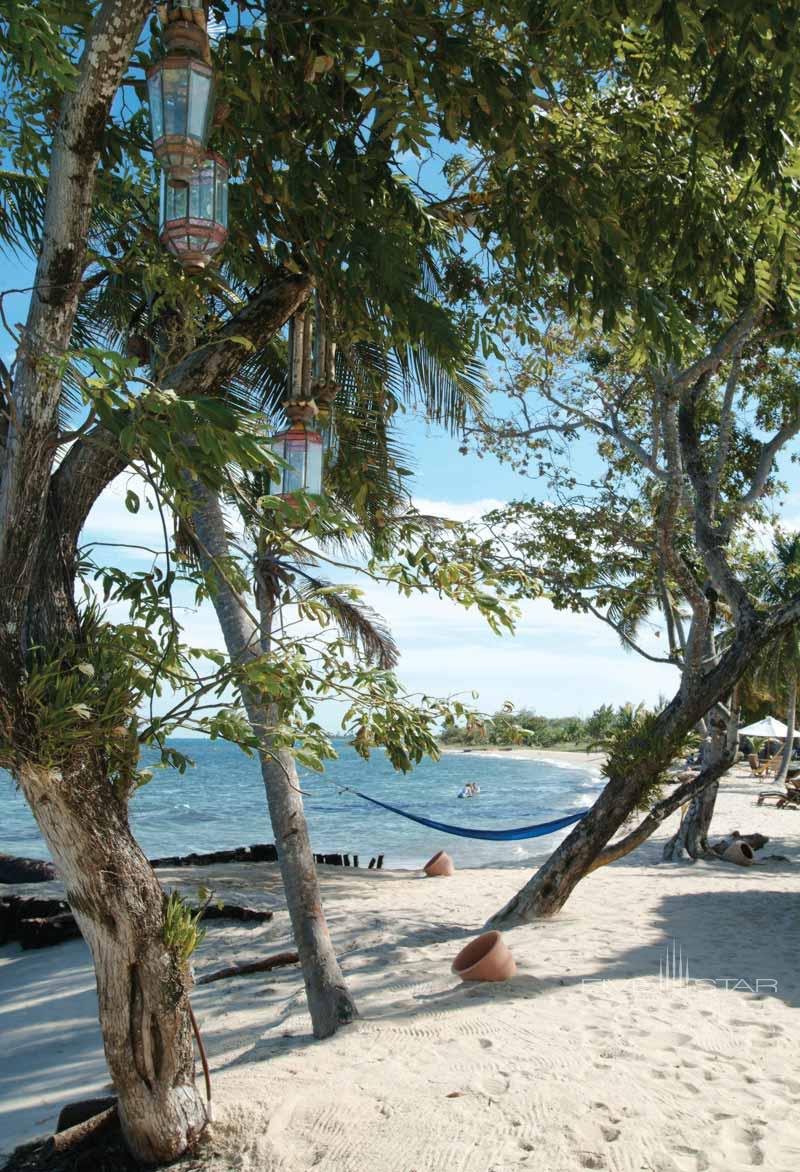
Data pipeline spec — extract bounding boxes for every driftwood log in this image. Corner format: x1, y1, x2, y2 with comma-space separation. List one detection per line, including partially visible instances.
197, 950, 299, 984
0, 895, 71, 947
710, 831, 770, 856
56, 1097, 118, 1133
44, 1102, 119, 1157
1, 843, 385, 885
150, 842, 279, 867
0, 895, 273, 950
16, 912, 81, 950
0, 854, 56, 883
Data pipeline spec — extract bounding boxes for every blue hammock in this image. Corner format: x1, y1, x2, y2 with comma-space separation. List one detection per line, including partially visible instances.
349, 789, 589, 842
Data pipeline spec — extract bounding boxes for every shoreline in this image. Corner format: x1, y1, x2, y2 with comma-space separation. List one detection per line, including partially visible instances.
442, 744, 607, 773
2, 766, 798, 1169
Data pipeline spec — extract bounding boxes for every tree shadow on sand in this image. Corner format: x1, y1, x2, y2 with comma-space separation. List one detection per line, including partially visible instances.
207, 884, 799, 1075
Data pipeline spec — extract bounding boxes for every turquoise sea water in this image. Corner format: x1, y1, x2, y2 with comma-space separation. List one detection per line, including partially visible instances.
0, 740, 603, 870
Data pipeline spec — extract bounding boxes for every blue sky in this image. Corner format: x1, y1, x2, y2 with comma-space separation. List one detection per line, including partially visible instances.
0, 243, 740, 726
7, 253, 799, 732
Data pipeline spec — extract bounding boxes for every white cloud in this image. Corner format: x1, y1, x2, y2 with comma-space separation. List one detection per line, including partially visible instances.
412, 496, 506, 522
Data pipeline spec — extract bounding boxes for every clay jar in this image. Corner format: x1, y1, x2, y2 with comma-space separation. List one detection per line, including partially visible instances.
722, 840, 755, 867
452, 930, 516, 982
423, 850, 455, 877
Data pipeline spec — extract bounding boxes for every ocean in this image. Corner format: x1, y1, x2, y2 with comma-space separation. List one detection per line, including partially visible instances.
0, 740, 603, 871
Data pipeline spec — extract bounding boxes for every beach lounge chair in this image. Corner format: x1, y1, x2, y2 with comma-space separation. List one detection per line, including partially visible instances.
750, 752, 784, 777
757, 778, 800, 808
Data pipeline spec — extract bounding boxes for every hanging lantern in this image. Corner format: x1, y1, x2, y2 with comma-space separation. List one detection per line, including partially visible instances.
159, 153, 228, 271
269, 400, 324, 501
147, 4, 213, 184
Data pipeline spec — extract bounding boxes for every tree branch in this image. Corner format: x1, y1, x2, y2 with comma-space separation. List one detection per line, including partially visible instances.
586, 755, 734, 873
0, 0, 151, 595
669, 303, 761, 393
51, 274, 312, 554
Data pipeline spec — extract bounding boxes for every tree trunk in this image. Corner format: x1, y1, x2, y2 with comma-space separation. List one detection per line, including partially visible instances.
774, 678, 797, 786
585, 757, 733, 872
258, 736, 358, 1036
487, 671, 746, 926
662, 780, 720, 860
662, 723, 725, 860
188, 480, 357, 1038
17, 754, 206, 1163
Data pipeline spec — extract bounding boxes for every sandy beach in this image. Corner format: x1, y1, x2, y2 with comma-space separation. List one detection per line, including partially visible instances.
442, 746, 609, 771
2, 760, 799, 1171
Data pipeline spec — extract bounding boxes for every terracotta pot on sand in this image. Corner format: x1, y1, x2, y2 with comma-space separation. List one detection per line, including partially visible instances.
722, 840, 755, 867
452, 930, 516, 982
424, 850, 455, 877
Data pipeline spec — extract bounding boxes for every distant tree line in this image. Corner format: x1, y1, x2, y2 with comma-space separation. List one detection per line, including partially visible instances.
440, 702, 652, 750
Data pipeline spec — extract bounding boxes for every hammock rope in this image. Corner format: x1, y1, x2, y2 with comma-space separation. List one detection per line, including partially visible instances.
346, 788, 589, 842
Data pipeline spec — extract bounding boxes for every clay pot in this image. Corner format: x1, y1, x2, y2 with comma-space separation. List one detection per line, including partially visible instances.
423, 850, 455, 877
452, 930, 516, 982
722, 840, 755, 867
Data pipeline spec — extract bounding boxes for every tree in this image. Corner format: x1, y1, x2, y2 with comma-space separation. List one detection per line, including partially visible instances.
445, 308, 800, 924
749, 535, 800, 786
7, 1, 800, 1160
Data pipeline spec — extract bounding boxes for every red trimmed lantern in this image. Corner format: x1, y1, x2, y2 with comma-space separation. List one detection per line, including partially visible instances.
159, 153, 228, 272
147, 52, 214, 184
269, 427, 324, 501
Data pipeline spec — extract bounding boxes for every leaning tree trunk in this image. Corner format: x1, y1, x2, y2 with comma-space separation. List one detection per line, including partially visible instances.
258, 728, 358, 1037
774, 678, 797, 787
17, 752, 206, 1163
188, 481, 357, 1038
487, 660, 752, 926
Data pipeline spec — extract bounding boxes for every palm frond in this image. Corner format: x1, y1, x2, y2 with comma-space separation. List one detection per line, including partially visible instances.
0, 168, 45, 256
299, 575, 398, 669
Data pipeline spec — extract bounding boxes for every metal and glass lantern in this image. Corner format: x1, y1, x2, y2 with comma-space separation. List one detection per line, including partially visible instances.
159, 153, 228, 271
147, 52, 214, 183
269, 428, 324, 500
270, 401, 324, 500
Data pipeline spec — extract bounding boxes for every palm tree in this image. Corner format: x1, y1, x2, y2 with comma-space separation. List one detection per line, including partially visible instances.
2, 143, 486, 1038
184, 302, 484, 1037
749, 534, 800, 786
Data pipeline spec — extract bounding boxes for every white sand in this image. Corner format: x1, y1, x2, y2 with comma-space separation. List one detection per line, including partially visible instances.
443, 746, 608, 772
2, 765, 799, 1171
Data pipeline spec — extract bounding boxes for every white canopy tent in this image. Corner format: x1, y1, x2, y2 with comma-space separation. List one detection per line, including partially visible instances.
738, 716, 800, 739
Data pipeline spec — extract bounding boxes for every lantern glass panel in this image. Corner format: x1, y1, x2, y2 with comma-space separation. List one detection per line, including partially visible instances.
188, 174, 201, 219
162, 67, 190, 137
197, 165, 215, 220
147, 72, 164, 140
283, 437, 307, 496
163, 176, 189, 221
188, 69, 212, 140
305, 435, 323, 494
216, 168, 228, 227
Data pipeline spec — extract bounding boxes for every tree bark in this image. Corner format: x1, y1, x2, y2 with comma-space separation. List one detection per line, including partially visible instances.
662, 722, 725, 860
775, 677, 797, 786
188, 480, 357, 1038
487, 645, 756, 926
0, 0, 151, 596
585, 756, 733, 872
662, 780, 720, 860
17, 755, 206, 1163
